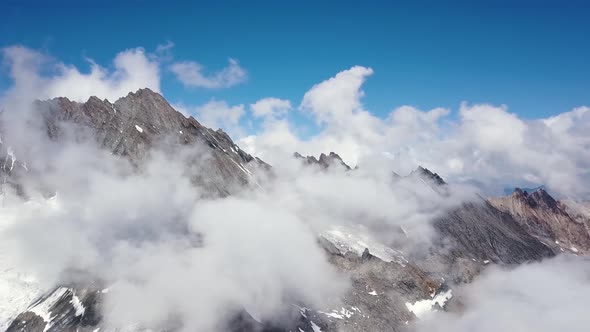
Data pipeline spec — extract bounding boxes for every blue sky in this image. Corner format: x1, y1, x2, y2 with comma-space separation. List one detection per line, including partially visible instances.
2, 0, 589, 120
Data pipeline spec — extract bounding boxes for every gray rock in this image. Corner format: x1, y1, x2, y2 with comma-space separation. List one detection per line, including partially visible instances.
490, 188, 590, 254
0, 88, 269, 198
294, 152, 352, 170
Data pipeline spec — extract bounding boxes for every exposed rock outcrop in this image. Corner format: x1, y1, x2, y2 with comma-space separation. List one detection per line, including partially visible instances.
294, 152, 352, 170
490, 188, 590, 254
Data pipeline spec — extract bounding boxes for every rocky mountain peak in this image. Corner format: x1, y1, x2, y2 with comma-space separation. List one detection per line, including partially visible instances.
491, 188, 590, 254
294, 151, 351, 170
530, 188, 559, 207
512, 187, 527, 197
511, 188, 560, 212
2, 88, 267, 197
319, 152, 351, 170
120, 88, 171, 107
86, 95, 104, 105
410, 166, 447, 186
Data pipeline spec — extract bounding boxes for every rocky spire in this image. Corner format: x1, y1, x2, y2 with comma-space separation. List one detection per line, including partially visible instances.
294, 151, 351, 170
409, 166, 447, 186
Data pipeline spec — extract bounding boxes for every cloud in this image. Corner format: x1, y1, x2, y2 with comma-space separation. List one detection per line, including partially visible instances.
413, 255, 590, 332
1, 46, 160, 103
301, 66, 374, 125
0, 52, 477, 329
170, 58, 247, 89
155, 40, 175, 54
173, 100, 246, 137
0, 135, 349, 331
0, 117, 471, 331
3, 45, 588, 199
459, 103, 525, 152
241, 66, 590, 199
250, 97, 292, 118
154, 41, 175, 62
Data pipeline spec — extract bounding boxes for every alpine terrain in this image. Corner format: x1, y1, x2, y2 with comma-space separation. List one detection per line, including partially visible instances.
0, 89, 587, 332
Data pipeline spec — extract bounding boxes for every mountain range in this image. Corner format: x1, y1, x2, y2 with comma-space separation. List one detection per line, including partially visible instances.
0, 89, 588, 332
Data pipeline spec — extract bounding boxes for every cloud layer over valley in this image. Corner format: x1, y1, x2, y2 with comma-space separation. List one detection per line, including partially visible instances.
414, 255, 590, 332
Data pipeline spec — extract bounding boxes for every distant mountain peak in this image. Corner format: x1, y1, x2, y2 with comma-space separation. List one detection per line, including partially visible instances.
125, 87, 158, 97
3, 88, 267, 197
490, 187, 590, 254
504, 185, 546, 196
511, 187, 559, 211
294, 151, 351, 170
409, 166, 446, 186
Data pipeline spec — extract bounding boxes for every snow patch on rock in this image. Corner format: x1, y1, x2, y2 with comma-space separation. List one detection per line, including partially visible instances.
310, 321, 323, 332
319, 226, 407, 265
70, 292, 85, 317
321, 307, 355, 320
28, 287, 70, 331
0, 270, 41, 330
405, 289, 453, 319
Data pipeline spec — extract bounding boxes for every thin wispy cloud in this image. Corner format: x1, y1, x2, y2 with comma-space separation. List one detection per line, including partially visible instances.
250, 98, 292, 118
170, 58, 247, 89
172, 100, 246, 137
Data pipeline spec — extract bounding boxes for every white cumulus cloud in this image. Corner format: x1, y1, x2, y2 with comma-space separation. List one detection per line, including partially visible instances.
240, 66, 590, 199
1, 46, 160, 103
173, 100, 246, 138
250, 97, 292, 118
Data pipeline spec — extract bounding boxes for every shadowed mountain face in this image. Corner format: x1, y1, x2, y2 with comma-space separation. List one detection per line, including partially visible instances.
431, 200, 554, 265
490, 188, 590, 254
0, 90, 572, 332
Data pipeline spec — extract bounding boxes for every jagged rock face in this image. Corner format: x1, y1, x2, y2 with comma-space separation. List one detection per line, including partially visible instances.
294, 161, 555, 329
489, 188, 590, 254
0, 89, 271, 332
408, 166, 446, 186
408, 175, 556, 287
313, 176, 555, 331
431, 199, 554, 265
398, 171, 553, 270
1, 88, 268, 197
294, 152, 352, 170
315, 241, 445, 332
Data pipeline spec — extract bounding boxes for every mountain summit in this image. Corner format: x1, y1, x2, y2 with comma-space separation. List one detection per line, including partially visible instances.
1, 88, 268, 197
294, 151, 352, 170
490, 188, 590, 254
